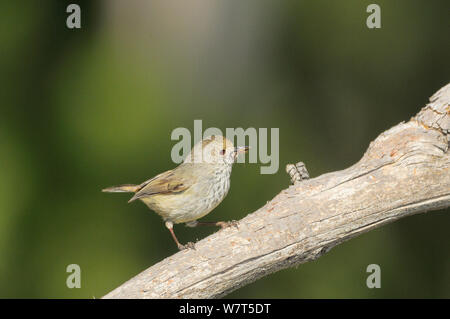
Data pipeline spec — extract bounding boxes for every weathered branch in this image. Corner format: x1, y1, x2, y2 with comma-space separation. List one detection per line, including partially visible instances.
104, 83, 450, 299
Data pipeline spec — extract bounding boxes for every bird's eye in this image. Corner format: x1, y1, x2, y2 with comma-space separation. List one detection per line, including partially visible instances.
220, 149, 226, 155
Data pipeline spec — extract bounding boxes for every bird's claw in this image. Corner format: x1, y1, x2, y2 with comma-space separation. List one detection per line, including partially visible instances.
178, 242, 196, 251
217, 220, 239, 229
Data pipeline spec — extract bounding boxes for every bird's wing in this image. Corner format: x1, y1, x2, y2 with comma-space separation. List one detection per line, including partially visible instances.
128, 166, 194, 202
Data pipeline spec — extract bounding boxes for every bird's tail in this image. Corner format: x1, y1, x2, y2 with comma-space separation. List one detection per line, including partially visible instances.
102, 184, 140, 193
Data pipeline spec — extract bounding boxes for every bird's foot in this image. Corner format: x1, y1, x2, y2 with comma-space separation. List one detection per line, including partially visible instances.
217, 220, 239, 229
178, 241, 196, 251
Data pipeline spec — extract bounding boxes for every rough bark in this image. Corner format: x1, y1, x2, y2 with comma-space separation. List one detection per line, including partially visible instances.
103, 83, 450, 299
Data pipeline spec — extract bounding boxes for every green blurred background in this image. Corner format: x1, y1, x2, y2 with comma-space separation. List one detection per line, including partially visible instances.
0, 0, 449, 298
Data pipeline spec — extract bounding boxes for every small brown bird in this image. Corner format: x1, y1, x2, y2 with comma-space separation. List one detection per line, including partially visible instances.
102, 135, 249, 250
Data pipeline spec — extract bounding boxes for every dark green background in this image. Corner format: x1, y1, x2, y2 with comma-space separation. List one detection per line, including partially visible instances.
0, 0, 448, 298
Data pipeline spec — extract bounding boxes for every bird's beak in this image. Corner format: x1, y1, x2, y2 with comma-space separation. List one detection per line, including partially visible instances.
235, 146, 250, 154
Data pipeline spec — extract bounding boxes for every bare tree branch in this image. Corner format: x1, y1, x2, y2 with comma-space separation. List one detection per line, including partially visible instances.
103, 83, 450, 299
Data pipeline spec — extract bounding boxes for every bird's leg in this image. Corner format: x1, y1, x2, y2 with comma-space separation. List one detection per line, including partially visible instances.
186, 220, 239, 229
165, 221, 195, 250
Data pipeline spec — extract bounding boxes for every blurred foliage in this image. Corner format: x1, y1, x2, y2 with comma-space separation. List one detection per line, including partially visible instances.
0, 0, 448, 298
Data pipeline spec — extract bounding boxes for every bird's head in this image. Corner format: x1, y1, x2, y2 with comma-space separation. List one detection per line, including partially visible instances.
184, 135, 249, 165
